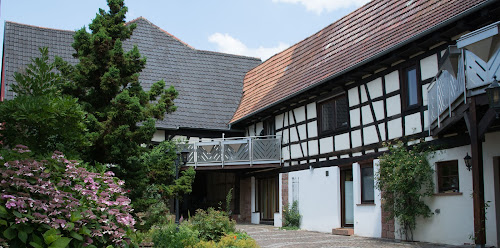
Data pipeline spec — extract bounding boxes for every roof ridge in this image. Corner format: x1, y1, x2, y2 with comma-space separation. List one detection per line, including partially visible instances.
197, 49, 261, 61
4, 20, 76, 33
127, 16, 194, 49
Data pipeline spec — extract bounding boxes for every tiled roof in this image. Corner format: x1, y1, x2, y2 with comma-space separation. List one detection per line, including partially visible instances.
230, 0, 490, 124
2, 17, 261, 131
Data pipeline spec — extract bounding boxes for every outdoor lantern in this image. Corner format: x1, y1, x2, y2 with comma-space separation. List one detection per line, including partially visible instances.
180, 147, 190, 165
485, 76, 500, 115
464, 153, 472, 171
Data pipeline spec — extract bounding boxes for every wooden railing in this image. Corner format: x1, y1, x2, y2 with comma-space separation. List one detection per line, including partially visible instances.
183, 135, 281, 168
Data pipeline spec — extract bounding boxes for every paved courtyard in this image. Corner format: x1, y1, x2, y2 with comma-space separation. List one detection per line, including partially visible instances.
236, 224, 475, 248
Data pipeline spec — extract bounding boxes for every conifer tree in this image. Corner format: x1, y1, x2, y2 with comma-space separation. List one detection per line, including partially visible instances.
55, 0, 178, 206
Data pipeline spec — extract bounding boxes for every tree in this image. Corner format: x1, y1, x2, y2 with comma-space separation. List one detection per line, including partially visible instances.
138, 141, 196, 230
0, 47, 88, 157
375, 140, 435, 241
54, 0, 178, 205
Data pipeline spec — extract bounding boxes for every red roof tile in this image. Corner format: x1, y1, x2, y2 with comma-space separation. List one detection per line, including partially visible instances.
230, 0, 489, 124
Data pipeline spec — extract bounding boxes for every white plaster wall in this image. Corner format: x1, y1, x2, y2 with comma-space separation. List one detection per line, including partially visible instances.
276, 114, 285, 130
294, 106, 306, 123
353, 160, 382, 238
297, 124, 307, 140
248, 124, 256, 136
367, 78, 383, 99
378, 123, 386, 141
363, 125, 379, 145
275, 173, 283, 227
307, 103, 317, 119
308, 140, 319, 156
320, 137, 334, 154
420, 54, 439, 81
361, 105, 374, 125
404, 113, 422, 135
307, 121, 318, 138
403, 134, 500, 247
290, 127, 299, 142
385, 71, 400, 94
360, 85, 368, 103
387, 118, 402, 139
251, 177, 260, 224
152, 130, 166, 142
373, 100, 385, 121
386, 95, 401, 117
289, 167, 341, 232
351, 130, 362, 148
350, 108, 361, 127
290, 144, 302, 159
335, 133, 350, 151
348, 87, 360, 107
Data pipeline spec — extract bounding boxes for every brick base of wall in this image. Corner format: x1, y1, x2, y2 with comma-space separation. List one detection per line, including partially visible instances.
281, 173, 289, 224
381, 206, 395, 239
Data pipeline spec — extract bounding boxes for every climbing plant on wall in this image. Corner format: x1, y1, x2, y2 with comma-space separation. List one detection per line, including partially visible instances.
375, 140, 435, 241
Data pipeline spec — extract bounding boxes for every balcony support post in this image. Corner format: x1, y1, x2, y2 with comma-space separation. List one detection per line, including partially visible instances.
465, 97, 486, 247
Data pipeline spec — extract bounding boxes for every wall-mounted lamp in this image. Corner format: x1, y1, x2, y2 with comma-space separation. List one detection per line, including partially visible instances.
464, 153, 472, 171
485, 76, 500, 117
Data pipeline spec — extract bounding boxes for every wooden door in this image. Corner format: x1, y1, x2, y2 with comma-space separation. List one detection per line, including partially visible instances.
341, 169, 354, 227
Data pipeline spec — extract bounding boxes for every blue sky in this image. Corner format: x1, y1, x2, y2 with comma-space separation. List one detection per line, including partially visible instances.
0, 0, 368, 62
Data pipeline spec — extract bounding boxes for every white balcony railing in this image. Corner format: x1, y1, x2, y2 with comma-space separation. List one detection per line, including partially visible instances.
183, 135, 281, 168
428, 48, 500, 129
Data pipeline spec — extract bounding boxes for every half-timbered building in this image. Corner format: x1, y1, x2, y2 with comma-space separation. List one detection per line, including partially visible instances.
222, 0, 500, 246
2, 0, 500, 247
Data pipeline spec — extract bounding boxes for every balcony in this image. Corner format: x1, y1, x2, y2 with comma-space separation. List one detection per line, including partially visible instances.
427, 46, 500, 134
183, 135, 282, 168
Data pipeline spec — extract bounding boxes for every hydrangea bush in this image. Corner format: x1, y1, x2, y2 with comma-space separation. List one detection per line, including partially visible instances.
0, 145, 137, 247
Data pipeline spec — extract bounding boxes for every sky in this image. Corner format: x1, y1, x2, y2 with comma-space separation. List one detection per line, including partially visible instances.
0, 0, 369, 64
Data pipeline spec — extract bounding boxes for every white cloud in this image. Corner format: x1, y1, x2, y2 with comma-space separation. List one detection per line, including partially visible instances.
208, 33, 288, 61
272, 0, 370, 15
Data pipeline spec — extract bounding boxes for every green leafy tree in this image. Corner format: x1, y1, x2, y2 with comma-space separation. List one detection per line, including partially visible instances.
54, 0, 178, 205
375, 140, 435, 241
0, 47, 88, 157
139, 141, 195, 229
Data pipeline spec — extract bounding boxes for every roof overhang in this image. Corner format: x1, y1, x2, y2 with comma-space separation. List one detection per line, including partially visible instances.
457, 21, 500, 62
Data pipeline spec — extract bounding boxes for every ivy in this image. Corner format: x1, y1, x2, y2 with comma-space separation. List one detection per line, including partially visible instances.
375, 140, 435, 241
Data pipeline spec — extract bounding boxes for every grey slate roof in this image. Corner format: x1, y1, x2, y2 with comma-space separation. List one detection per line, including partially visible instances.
1, 18, 261, 131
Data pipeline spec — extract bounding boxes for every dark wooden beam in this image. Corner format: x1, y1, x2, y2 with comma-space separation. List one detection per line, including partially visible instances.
466, 97, 486, 246
478, 108, 497, 140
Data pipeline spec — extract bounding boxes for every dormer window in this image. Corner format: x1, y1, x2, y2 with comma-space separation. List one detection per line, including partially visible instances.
317, 94, 348, 134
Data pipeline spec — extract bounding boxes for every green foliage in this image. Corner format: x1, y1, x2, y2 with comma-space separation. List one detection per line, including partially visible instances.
138, 201, 172, 231
136, 140, 196, 220
54, 0, 178, 207
12, 47, 62, 96
152, 222, 200, 248
193, 232, 259, 248
375, 140, 435, 241
0, 48, 88, 158
283, 201, 301, 228
190, 208, 236, 242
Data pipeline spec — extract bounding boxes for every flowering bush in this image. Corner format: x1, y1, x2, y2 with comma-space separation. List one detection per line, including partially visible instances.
0, 145, 137, 247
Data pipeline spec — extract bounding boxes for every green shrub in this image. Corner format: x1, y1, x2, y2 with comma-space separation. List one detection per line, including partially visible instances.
193, 232, 259, 248
152, 222, 199, 248
190, 208, 236, 242
283, 201, 301, 228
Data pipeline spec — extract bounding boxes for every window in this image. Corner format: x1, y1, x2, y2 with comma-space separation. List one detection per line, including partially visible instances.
403, 66, 420, 108
361, 164, 374, 203
262, 118, 275, 136
437, 160, 459, 193
317, 94, 348, 134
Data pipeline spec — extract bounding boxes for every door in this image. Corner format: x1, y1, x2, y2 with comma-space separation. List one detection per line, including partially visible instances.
341, 169, 354, 227
257, 176, 278, 222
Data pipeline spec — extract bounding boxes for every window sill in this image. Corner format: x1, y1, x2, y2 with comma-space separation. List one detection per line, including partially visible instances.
356, 203, 376, 206
434, 192, 462, 196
